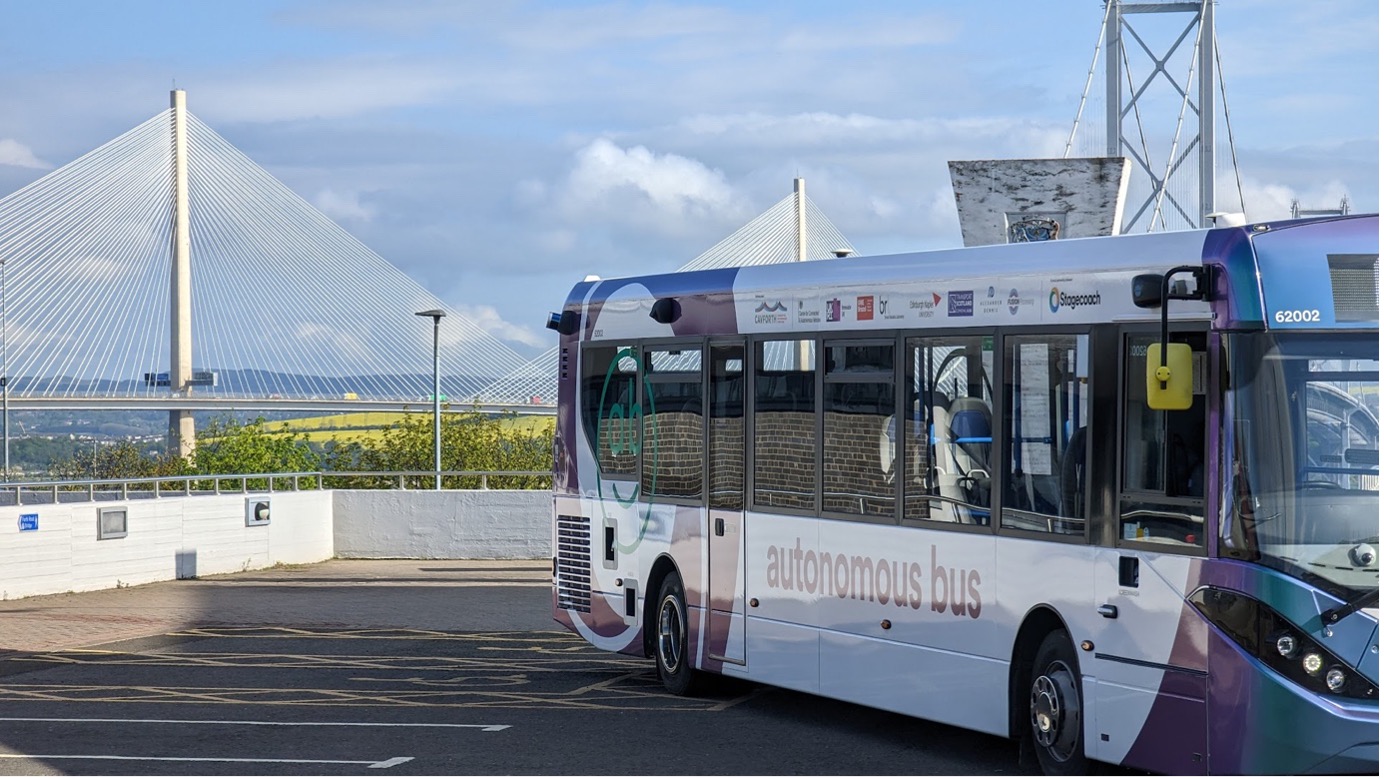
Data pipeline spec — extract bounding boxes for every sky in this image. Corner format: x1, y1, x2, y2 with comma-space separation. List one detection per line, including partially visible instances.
0, 0, 1377, 358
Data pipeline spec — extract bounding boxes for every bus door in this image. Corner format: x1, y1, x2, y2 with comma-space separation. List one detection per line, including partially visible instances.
706, 342, 747, 665
1088, 329, 1209, 772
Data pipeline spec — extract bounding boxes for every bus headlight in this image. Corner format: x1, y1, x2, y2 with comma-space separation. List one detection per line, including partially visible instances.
1325, 667, 1347, 692
1301, 652, 1323, 675
1274, 633, 1298, 658
1190, 586, 1376, 700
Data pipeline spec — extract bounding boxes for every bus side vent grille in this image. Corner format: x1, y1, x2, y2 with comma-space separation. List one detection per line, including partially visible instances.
1328, 253, 1379, 322
556, 514, 592, 613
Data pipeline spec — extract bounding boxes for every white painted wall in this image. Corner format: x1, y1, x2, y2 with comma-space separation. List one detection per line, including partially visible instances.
332, 490, 550, 559
0, 489, 551, 600
0, 492, 335, 601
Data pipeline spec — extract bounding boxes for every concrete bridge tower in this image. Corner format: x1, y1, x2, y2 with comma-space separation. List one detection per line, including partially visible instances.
170, 89, 195, 457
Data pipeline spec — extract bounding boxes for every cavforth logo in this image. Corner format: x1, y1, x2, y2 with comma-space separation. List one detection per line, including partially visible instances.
754, 299, 789, 324
1049, 286, 1102, 313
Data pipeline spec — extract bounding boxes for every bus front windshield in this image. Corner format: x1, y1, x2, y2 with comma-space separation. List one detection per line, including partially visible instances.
1224, 332, 1379, 602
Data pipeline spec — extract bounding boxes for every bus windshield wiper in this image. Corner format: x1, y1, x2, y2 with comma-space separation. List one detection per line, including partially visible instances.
1322, 587, 1380, 625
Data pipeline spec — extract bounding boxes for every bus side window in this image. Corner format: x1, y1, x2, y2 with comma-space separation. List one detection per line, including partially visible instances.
1000, 334, 1088, 536
752, 339, 817, 511
581, 344, 639, 478
904, 336, 994, 524
1120, 332, 1206, 547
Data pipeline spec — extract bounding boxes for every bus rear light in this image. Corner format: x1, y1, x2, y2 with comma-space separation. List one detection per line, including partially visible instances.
1189, 586, 1376, 700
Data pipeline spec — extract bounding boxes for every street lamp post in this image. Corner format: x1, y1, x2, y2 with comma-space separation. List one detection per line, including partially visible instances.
415, 309, 446, 490
2, 258, 9, 483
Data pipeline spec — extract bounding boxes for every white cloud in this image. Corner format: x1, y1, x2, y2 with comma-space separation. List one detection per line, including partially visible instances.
293, 322, 374, 362
551, 138, 752, 231
455, 303, 549, 349
669, 112, 1068, 158
313, 188, 376, 222
777, 13, 960, 52
1221, 172, 1354, 223
195, 60, 461, 123
0, 139, 50, 169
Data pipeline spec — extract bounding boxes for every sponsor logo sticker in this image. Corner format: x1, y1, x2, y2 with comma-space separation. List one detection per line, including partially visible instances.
948, 290, 974, 317
856, 295, 874, 321
1049, 286, 1102, 313
753, 298, 788, 324
827, 297, 842, 323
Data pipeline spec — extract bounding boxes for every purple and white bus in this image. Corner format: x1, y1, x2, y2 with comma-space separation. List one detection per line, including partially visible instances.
547, 214, 1378, 774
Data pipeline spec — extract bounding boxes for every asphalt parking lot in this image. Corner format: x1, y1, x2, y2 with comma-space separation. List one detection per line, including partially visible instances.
0, 559, 1066, 775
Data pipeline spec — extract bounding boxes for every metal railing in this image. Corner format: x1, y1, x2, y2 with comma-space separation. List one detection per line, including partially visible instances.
0, 470, 553, 506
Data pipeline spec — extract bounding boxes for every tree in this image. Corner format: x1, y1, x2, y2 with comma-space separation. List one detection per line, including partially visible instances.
46, 440, 187, 483
192, 417, 321, 489
344, 409, 552, 488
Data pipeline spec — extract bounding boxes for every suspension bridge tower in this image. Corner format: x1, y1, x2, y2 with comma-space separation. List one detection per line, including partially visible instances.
169, 89, 195, 457
1103, 0, 1220, 231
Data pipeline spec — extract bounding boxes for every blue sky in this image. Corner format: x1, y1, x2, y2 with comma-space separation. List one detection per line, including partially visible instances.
0, 0, 1377, 355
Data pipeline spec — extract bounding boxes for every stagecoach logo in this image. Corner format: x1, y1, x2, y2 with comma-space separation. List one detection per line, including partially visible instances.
856, 295, 874, 321
754, 299, 789, 324
1049, 286, 1102, 313
947, 290, 974, 317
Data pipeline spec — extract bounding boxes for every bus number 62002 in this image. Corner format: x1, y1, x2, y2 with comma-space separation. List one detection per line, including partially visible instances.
1274, 308, 1322, 323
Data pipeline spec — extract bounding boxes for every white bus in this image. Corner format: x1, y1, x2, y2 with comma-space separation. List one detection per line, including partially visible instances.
547, 214, 1378, 775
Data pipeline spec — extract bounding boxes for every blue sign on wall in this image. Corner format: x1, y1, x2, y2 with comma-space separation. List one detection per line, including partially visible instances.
18, 513, 38, 532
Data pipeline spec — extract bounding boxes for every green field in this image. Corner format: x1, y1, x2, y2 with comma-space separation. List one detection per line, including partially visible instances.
265, 412, 554, 444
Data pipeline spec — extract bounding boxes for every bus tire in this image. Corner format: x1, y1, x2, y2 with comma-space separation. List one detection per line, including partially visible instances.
1029, 630, 1087, 775
654, 572, 702, 696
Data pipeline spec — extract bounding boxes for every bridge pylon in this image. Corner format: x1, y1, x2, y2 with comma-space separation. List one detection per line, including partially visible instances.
169, 89, 195, 457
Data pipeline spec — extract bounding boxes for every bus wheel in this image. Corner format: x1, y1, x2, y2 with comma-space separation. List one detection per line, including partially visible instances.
1029, 630, 1087, 775
654, 573, 701, 696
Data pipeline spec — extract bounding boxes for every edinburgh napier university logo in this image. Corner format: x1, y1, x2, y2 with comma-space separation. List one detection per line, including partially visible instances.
910, 292, 942, 318
754, 299, 789, 324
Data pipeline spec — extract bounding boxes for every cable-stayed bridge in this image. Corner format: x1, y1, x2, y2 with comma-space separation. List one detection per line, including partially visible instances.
0, 93, 854, 429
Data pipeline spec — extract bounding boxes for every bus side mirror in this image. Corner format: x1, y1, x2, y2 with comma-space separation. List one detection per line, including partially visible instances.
1147, 343, 1194, 410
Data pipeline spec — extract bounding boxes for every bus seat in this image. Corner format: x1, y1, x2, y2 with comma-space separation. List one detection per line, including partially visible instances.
947, 397, 992, 522
1059, 426, 1088, 518
949, 397, 992, 470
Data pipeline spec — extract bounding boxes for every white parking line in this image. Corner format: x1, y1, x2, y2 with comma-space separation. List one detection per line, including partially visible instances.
0, 716, 509, 731
0, 753, 414, 769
